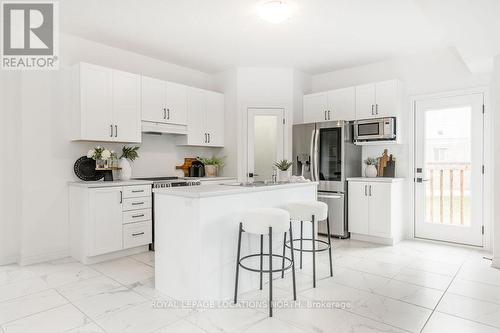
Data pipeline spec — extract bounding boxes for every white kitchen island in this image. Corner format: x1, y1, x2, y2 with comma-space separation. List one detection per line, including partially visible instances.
154, 182, 317, 301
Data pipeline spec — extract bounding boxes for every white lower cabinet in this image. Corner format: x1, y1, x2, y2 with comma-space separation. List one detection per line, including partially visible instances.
69, 183, 152, 264
348, 179, 403, 244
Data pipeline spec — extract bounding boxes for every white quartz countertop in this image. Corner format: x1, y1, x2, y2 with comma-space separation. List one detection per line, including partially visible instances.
69, 180, 153, 188
347, 177, 405, 183
154, 181, 318, 198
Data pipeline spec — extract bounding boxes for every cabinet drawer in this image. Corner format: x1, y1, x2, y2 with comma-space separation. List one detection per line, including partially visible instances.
123, 197, 152, 211
123, 221, 152, 249
123, 185, 151, 198
123, 209, 152, 224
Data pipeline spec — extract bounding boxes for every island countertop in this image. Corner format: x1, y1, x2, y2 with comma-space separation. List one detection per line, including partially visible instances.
153, 181, 318, 198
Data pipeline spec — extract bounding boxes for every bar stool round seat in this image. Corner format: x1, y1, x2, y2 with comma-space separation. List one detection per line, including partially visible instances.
234, 207, 297, 318
242, 208, 290, 234
286, 201, 328, 222
283, 200, 333, 288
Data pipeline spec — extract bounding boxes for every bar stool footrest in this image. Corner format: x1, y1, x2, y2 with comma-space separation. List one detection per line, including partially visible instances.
284, 238, 331, 252
239, 254, 293, 273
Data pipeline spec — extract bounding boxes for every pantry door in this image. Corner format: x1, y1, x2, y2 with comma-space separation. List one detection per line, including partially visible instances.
414, 93, 484, 246
247, 108, 285, 182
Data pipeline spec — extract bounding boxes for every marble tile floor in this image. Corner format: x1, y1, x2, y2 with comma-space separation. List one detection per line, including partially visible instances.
1, 239, 500, 333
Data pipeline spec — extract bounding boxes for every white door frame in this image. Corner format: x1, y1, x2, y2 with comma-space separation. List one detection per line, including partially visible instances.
246, 107, 285, 182
409, 87, 492, 250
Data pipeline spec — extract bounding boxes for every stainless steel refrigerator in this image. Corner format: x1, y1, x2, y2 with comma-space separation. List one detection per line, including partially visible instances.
292, 121, 362, 238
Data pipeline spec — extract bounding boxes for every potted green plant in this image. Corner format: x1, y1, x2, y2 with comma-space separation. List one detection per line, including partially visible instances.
274, 159, 293, 182
119, 146, 140, 180
364, 157, 378, 178
197, 156, 225, 177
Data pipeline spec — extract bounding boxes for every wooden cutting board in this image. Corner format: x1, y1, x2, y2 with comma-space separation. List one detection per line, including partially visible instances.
176, 158, 197, 177
378, 149, 389, 177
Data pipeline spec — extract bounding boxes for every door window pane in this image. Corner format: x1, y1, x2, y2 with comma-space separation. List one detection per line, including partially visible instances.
254, 115, 278, 181
424, 107, 471, 226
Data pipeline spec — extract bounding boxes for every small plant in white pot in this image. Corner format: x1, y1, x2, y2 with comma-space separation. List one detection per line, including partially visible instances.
197, 156, 225, 177
119, 146, 140, 180
364, 157, 378, 178
274, 160, 293, 182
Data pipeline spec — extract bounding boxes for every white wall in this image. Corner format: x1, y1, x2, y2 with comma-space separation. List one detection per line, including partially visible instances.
9, 33, 222, 265
0, 72, 22, 265
493, 54, 500, 267
310, 48, 490, 240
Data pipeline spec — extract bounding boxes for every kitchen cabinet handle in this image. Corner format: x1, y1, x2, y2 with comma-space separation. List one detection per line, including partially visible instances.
369, 185, 372, 196
167, 108, 170, 120
371, 105, 374, 115
324, 110, 327, 120
119, 191, 123, 204
132, 214, 145, 218
114, 125, 118, 137
131, 190, 144, 193
208, 133, 210, 143
204, 133, 208, 143
375, 104, 379, 115
163, 108, 166, 119
364, 185, 367, 196
328, 110, 331, 120
110, 125, 113, 137
131, 202, 144, 206
132, 232, 145, 237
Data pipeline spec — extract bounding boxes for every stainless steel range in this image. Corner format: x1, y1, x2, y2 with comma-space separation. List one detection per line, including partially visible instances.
133, 177, 201, 250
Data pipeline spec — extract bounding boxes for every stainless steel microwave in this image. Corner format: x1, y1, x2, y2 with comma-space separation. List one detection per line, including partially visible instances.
354, 117, 396, 142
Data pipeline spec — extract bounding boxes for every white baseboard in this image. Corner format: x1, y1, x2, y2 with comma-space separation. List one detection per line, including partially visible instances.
79, 245, 149, 265
492, 257, 500, 269
0, 254, 19, 266
350, 233, 395, 245
20, 249, 69, 266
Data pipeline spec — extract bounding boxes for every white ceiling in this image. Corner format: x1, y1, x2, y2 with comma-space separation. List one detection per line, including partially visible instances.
60, 0, 498, 74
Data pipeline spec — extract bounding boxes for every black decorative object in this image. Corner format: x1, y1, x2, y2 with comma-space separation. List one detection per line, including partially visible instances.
74, 156, 104, 181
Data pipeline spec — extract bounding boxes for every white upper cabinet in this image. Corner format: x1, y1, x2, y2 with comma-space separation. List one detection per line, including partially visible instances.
141, 76, 166, 123
112, 70, 141, 143
327, 87, 355, 121
303, 93, 328, 123
303, 87, 355, 123
165, 81, 187, 125
184, 88, 224, 147
72, 63, 141, 143
141, 76, 188, 125
355, 79, 401, 120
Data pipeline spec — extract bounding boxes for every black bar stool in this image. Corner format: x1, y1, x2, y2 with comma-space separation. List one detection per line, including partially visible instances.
282, 201, 333, 288
233, 208, 297, 317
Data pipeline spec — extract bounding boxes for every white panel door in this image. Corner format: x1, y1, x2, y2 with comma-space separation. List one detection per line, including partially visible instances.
348, 182, 369, 234
88, 187, 123, 256
205, 91, 224, 147
414, 93, 484, 246
375, 80, 399, 118
187, 87, 206, 146
112, 70, 141, 143
303, 93, 328, 123
141, 76, 166, 123
355, 84, 376, 120
80, 63, 113, 141
165, 81, 187, 125
247, 108, 284, 182
328, 87, 355, 121
367, 182, 392, 238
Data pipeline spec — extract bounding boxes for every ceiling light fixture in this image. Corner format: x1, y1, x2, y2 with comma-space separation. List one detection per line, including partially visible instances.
257, 1, 294, 24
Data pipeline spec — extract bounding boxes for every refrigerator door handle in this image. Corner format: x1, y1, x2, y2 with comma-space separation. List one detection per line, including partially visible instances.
310, 129, 318, 181
313, 129, 320, 181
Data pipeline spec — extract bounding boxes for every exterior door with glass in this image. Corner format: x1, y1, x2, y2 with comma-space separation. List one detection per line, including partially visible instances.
247, 108, 285, 182
414, 93, 484, 246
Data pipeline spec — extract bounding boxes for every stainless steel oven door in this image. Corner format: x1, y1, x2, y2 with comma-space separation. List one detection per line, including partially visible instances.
313, 121, 345, 192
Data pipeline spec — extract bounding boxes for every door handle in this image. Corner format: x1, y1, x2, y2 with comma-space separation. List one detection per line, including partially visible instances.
324, 110, 327, 120
364, 185, 367, 196
207, 133, 210, 143
328, 110, 331, 120
115, 125, 118, 137
369, 185, 372, 196
163, 108, 167, 119
110, 125, 113, 137
375, 104, 379, 115
204, 133, 207, 143
371, 105, 374, 115
167, 108, 170, 120
119, 191, 123, 204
